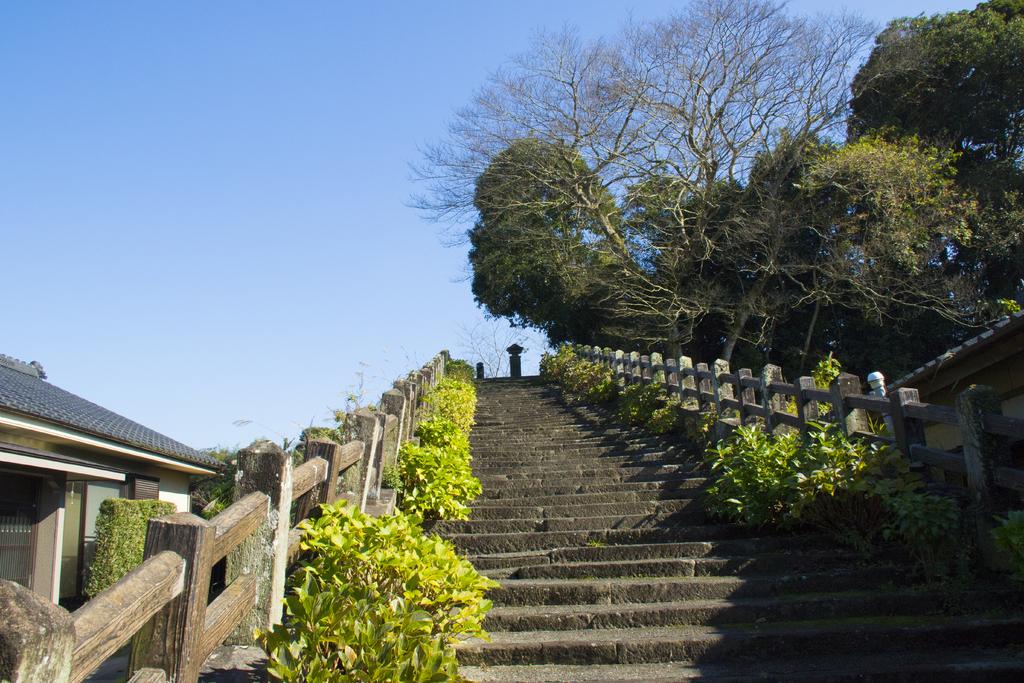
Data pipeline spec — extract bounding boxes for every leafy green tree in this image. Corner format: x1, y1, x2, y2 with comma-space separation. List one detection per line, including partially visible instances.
850, 1, 1024, 301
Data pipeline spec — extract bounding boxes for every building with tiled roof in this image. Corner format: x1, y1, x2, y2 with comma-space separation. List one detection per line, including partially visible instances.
0, 353, 219, 603
892, 312, 1024, 455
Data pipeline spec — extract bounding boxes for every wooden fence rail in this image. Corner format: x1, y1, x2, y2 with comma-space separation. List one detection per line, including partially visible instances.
574, 344, 1024, 568
0, 351, 452, 683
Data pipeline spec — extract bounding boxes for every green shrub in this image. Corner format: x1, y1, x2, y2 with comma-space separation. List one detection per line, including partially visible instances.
705, 425, 802, 527
445, 359, 476, 384
398, 442, 481, 520
648, 397, 683, 434
993, 510, 1024, 580
617, 383, 665, 426
706, 422, 918, 550
422, 378, 476, 433
885, 492, 963, 580
261, 503, 495, 682
85, 498, 177, 597
381, 464, 403, 491
541, 346, 618, 403
539, 346, 575, 383
393, 373, 481, 520
415, 416, 470, 454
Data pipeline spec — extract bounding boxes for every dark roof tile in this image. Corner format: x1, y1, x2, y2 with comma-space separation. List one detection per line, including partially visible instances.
0, 355, 219, 470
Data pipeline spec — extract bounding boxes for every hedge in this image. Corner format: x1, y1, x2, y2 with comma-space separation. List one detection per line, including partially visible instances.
85, 498, 176, 597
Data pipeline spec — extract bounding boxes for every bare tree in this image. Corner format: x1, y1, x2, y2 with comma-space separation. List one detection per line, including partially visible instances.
417, 0, 883, 358
457, 317, 547, 378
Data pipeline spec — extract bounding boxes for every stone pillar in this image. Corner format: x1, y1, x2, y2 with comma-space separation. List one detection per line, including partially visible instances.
507, 344, 524, 378
476, 362, 484, 379
0, 580, 74, 682
224, 440, 292, 644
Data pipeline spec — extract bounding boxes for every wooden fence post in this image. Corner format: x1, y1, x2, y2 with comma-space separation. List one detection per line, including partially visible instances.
296, 439, 342, 520
628, 352, 640, 384
711, 360, 731, 440
640, 355, 652, 385
957, 385, 1014, 569
224, 440, 292, 645
353, 408, 383, 511
380, 389, 407, 465
612, 350, 624, 384
796, 376, 820, 438
129, 513, 215, 681
829, 373, 870, 436
665, 358, 679, 397
651, 352, 665, 385
889, 387, 927, 461
737, 368, 755, 424
695, 362, 711, 414
679, 356, 697, 411
376, 414, 400, 499
760, 364, 785, 432
0, 580, 74, 682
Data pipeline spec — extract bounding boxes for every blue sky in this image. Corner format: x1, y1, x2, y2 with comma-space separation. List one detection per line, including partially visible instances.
1, 0, 973, 449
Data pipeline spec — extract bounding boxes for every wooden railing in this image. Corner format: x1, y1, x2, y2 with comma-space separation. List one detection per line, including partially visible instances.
0, 350, 452, 683
574, 344, 1024, 567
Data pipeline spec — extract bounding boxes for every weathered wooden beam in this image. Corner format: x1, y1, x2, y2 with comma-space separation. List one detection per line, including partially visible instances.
795, 377, 820, 437
760, 364, 785, 433
199, 574, 258, 662
210, 492, 269, 564
958, 385, 1015, 570
292, 457, 328, 501
829, 373, 870, 437
72, 551, 184, 683
127, 669, 166, 683
129, 513, 215, 683
0, 579, 74, 683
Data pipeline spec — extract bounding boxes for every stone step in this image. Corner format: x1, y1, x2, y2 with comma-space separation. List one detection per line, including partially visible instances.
476, 478, 708, 501
448, 522, 753, 555
459, 648, 1024, 682
465, 498, 699, 520
490, 567, 904, 607
483, 588, 1019, 631
474, 471, 700, 488
429, 509, 704, 536
456, 615, 1024, 667
465, 536, 833, 570
486, 550, 876, 581
471, 489, 702, 508
471, 460, 688, 476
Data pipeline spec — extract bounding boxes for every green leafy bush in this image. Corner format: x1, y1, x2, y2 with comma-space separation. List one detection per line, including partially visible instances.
705, 426, 802, 527
445, 359, 476, 383
261, 503, 495, 682
415, 416, 470, 454
392, 370, 481, 520
993, 511, 1024, 580
541, 346, 618, 403
398, 442, 481, 520
705, 422, 918, 551
885, 492, 963, 580
85, 498, 177, 597
422, 377, 476, 433
539, 346, 575, 383
648, 397, 683, 434
618, 383, 665, 426
381, 464, 403, 491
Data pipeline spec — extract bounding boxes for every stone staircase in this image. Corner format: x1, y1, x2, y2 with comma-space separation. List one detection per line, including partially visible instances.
445, 378, 1024, 682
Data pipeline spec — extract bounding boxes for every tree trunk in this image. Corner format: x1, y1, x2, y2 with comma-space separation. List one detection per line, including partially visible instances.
720, 308, 752, 362
798, 298, 822, 375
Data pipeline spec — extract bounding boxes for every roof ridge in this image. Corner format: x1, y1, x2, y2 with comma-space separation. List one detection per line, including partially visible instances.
0, 353, 40, 378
